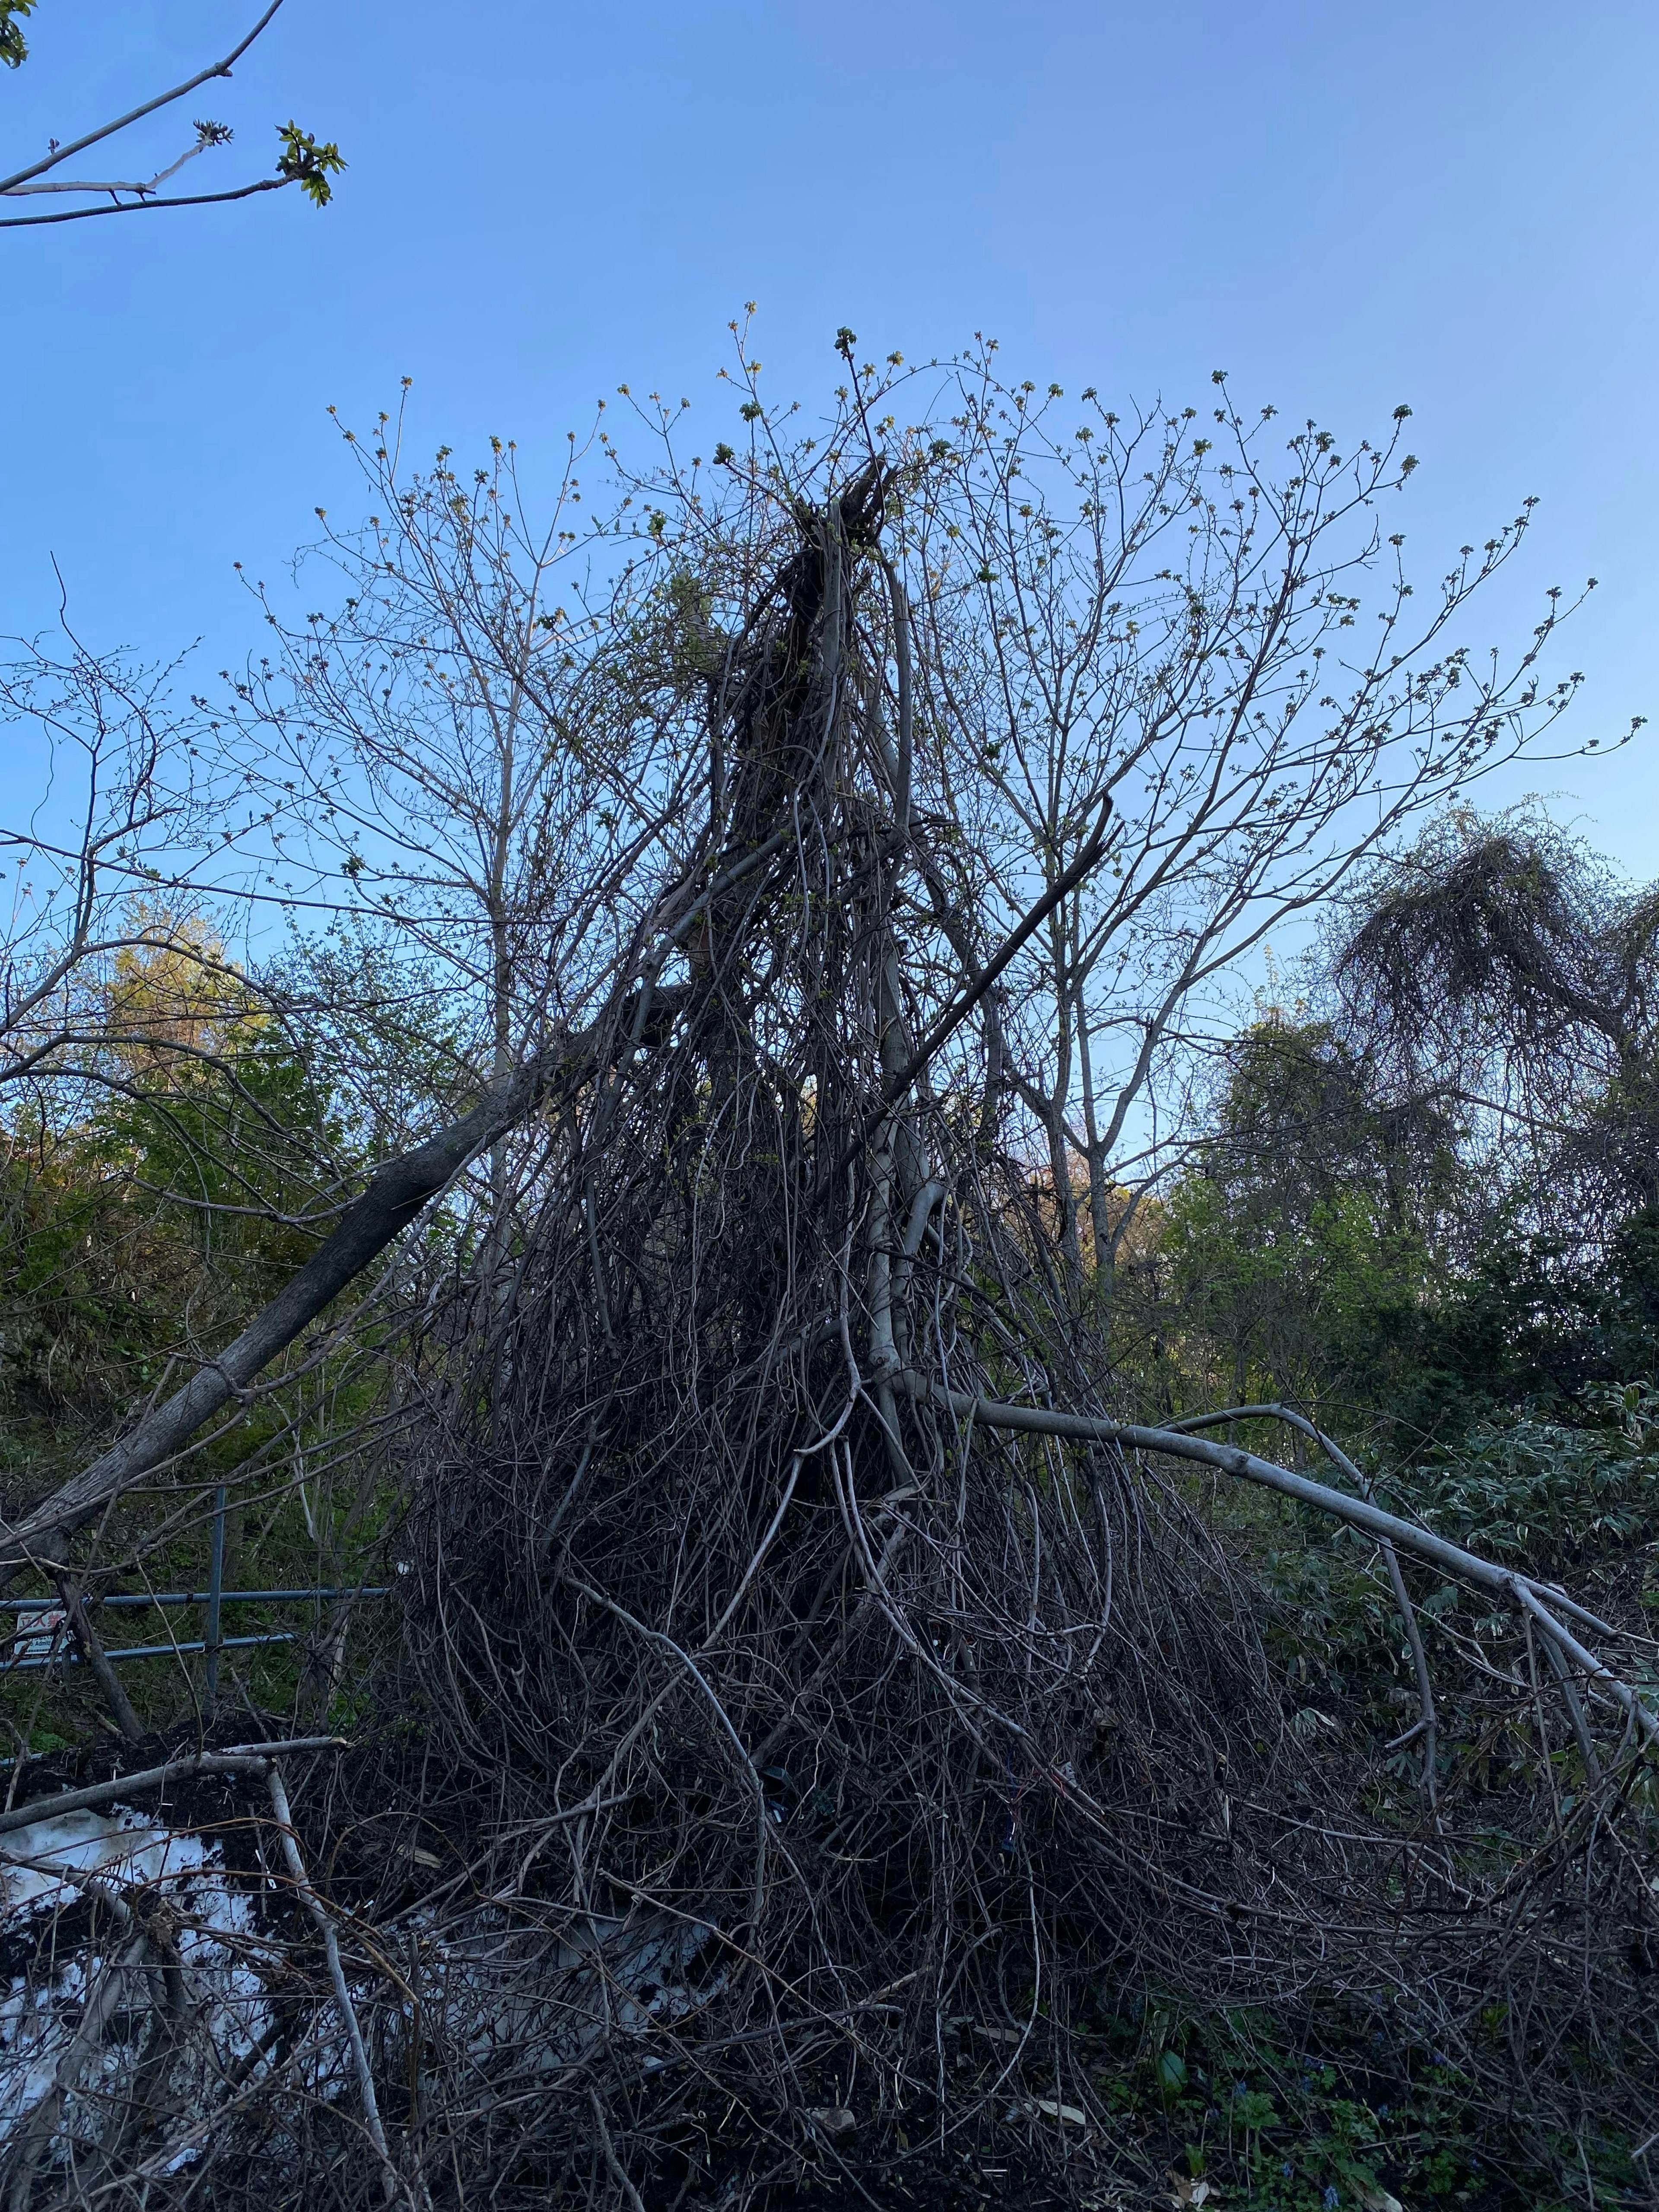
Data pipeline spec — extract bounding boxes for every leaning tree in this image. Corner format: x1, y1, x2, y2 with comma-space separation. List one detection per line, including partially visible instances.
1, 339, 1654, 2208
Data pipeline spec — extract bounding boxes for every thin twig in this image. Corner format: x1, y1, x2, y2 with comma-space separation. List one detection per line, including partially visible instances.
265, 1761, 401, 2204
0, 0, 289, 195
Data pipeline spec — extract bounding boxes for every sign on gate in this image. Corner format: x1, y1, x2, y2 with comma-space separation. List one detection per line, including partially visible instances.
8, 1608, 67, 1664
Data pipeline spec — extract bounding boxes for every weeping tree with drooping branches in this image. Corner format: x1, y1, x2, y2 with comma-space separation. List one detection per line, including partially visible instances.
2, 333, 1656, 2210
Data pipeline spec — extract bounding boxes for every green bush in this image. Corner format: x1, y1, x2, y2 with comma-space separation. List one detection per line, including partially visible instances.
1389, 1380, 1659, 1570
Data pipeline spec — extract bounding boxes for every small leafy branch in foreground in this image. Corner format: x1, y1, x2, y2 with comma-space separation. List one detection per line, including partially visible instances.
0, 0, 343, 228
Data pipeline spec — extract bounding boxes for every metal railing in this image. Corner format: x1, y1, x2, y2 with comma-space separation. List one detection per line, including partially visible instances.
2, 1489, 391, 1702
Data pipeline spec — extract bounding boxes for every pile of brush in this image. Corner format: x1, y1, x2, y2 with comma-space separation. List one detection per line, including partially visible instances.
4, 478, 1656, 2212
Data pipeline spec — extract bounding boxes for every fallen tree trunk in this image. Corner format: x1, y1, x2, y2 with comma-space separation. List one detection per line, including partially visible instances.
0, 1736, 345, 1834
0, 1005, 658, 1586
899, 1373, 1659, 1742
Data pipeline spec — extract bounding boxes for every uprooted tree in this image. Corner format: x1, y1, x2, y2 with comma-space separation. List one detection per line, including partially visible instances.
0, 337, 1654, 2208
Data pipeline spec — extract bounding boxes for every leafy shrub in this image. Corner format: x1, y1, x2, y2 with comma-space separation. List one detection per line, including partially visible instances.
1387, 1380, 1659, 1570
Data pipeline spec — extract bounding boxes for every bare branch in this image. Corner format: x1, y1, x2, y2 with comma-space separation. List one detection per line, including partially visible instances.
0, 0, 287, 194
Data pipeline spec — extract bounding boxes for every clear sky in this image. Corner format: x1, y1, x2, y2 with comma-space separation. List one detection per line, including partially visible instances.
3, 0, 1656, 871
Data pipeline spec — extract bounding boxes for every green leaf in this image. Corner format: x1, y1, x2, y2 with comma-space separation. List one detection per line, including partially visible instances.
275, 120, 346, 207
0, 0, 36, 70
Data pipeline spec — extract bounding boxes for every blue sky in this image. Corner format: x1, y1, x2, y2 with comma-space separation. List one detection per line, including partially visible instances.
3, 0, 1656, 869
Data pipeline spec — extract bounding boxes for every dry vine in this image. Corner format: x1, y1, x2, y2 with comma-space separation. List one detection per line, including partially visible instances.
3, 464, 1656, 2211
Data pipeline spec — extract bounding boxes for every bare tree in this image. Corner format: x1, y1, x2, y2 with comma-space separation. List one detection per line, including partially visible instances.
864, 353, 1621, 1303
0, 632, 251, 1104
0, 335, 1617, 1571
219, 394, 713, 1239
1, 340, 1653, 2209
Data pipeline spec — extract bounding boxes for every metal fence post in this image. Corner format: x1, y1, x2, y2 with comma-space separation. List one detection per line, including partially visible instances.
204, 1484, 227, 1712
